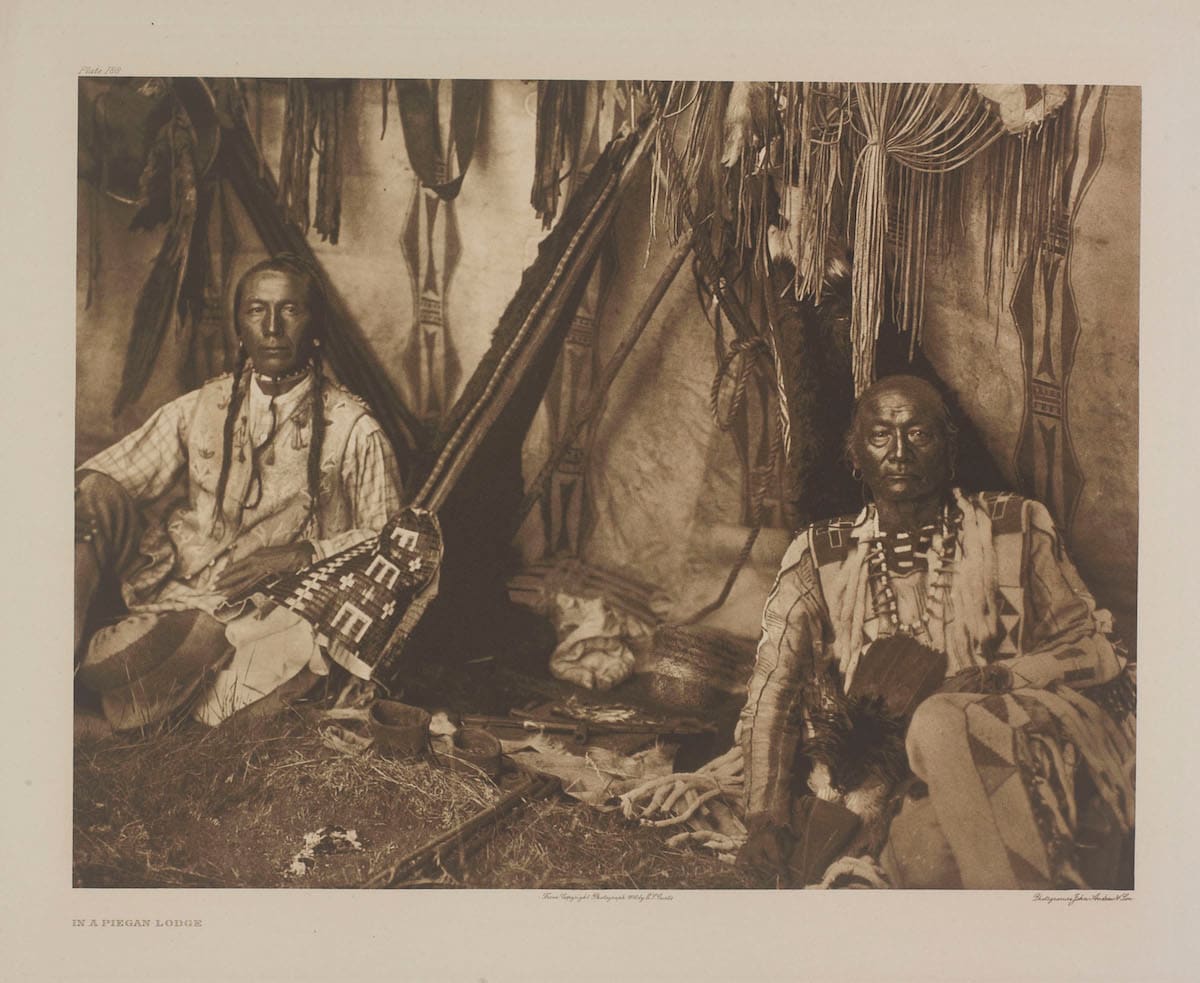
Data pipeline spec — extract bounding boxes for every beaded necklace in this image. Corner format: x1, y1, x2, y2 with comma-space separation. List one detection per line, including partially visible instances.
252, 359, 312, 389
866, 506, 958, 639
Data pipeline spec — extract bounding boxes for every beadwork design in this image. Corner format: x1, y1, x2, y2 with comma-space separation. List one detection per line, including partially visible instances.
866, 507, 959, 639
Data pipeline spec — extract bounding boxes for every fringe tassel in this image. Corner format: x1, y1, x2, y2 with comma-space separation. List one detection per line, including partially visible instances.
278, 80, 316, 234
849, 125, 889, 394
847, 83, 1002, 394
945, 488, 1000, 673
313, 82, 347, 244
278, 80, 348, 244
676, 82, 731, 250
981, 88, 1074, 306
801, 84, 852, 303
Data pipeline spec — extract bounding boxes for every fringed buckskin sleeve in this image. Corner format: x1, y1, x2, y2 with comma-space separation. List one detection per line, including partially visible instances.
997, 500, 1126, 690
739, 537, 827, 828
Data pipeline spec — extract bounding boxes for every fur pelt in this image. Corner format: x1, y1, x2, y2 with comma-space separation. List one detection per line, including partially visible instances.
805, 691, 910, 796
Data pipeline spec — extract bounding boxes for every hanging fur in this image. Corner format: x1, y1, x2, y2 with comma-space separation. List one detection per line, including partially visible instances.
721, 81, 773, 168
806, 692, 910, 794
761, 259, 858, 525
975, 84, 1070, 135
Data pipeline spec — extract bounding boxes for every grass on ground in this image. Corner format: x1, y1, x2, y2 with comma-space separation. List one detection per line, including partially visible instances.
73, 706, 756, 890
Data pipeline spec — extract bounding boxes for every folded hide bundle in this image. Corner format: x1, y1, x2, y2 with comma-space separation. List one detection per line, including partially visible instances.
547, 594, 638, 691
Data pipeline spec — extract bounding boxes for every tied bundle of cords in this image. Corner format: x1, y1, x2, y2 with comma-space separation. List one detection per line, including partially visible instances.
617, 746, 747, 859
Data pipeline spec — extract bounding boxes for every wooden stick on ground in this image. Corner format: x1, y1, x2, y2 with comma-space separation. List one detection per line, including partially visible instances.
362, 770, 560, 888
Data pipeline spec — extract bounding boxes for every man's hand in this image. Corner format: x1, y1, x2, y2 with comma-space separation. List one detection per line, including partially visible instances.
215, 543, 315, 597
736, 818, 794, 880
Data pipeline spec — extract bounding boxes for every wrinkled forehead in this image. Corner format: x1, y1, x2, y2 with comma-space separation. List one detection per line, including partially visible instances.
856, 382, 947, 429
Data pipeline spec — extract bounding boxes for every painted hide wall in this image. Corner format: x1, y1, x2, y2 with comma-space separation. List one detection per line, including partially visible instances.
77, 80, 548, 464
76, 80, 1139, 646
919, 86, 1140, 640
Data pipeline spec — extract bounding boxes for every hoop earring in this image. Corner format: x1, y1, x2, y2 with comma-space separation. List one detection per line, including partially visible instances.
851, 467, 862, 481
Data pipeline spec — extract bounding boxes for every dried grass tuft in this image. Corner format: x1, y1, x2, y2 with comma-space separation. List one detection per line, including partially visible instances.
75, 710, 753, 889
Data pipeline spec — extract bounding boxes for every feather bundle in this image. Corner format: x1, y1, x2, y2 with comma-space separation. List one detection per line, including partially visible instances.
113, 101, 200, 416
806, 632, 946, 795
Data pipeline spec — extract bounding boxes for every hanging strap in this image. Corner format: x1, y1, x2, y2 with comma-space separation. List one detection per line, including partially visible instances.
394, 79, 485, 200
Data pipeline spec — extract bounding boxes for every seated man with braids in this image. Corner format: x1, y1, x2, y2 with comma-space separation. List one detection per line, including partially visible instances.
75, 254, 403, 731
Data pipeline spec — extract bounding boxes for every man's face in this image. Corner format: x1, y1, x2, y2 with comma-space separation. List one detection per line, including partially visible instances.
850, 385, 950, 506
236, 270, 315, 376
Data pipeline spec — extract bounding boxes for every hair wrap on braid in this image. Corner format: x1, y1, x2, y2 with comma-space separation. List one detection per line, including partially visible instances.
212, 345, 250, 535
307, 349, 326, 537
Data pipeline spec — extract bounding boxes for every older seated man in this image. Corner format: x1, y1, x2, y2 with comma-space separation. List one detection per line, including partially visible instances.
736, 374, 1135, 889
75, 254, 403, 731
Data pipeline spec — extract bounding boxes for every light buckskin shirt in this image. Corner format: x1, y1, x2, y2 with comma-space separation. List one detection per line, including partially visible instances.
81, 369, 403, 617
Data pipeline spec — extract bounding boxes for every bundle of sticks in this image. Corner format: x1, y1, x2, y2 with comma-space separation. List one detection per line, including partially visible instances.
616, 745, 747, 858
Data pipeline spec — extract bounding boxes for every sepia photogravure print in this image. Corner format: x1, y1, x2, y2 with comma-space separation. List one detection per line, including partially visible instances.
71, 76, 1140, 896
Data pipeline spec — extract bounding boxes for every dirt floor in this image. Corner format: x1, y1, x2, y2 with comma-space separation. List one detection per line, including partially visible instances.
73, 687, 758, 890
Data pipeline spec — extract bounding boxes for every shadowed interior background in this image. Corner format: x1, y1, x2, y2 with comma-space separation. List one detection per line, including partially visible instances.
75, 80, 1139, 645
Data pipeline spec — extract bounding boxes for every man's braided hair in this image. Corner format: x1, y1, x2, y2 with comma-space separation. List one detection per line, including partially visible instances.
213, 254, 329, 537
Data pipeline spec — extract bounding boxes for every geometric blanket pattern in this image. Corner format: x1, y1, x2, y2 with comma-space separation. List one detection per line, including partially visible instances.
260, 507, 443, 679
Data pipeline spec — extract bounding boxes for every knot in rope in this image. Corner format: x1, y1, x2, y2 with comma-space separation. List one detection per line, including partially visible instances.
710, 336, 771, 433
